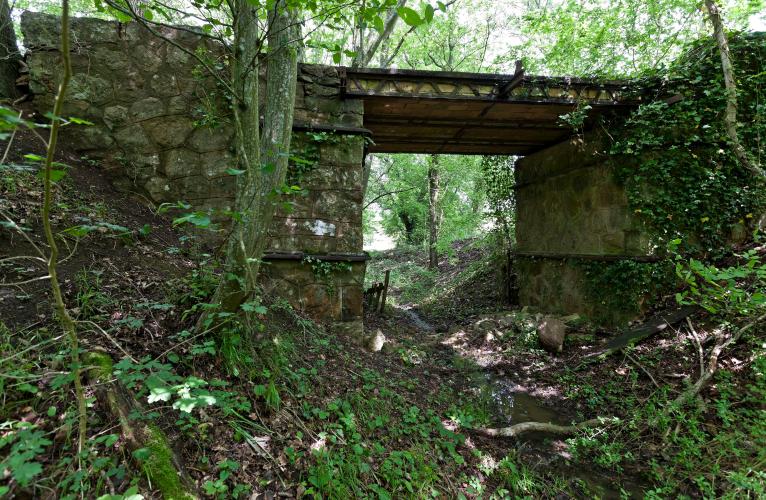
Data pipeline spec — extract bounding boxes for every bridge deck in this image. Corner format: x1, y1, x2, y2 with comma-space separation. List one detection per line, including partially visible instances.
340, 66, 639, 155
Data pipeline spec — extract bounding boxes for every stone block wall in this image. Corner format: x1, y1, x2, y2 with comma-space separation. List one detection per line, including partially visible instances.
514, 135, 653, 320
21, 12, 366, 331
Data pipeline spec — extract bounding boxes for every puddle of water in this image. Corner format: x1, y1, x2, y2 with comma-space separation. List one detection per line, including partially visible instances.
396, 305, 649, 496
484, 374, 564, 426
481, 374, 648, 498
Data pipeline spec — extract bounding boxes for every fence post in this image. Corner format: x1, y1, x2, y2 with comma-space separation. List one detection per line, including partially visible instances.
379, 270, 390, 314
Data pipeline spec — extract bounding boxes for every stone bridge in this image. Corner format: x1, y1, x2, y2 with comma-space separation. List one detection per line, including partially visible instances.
21, 12, 653, 334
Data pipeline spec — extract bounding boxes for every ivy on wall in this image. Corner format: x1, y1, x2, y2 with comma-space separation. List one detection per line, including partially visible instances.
608, 32, 766, 257
576, 259, 676, 324
287, 131, 340, 185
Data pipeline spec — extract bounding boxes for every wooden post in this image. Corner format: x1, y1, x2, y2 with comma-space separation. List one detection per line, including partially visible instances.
379, 270, 390, 314
372, 283, 382, 312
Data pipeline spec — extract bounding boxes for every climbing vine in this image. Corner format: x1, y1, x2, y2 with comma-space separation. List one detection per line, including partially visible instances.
303, 256, 353, 295
576, 259, 676, 324
287, 131, 342, 185
607, 32, 766, 257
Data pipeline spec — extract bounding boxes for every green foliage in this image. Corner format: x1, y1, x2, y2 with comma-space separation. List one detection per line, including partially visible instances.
202, 459, 249, 499
287, 131, 340, 185
577, 259, 676, 324
519, 0, 763, 78
74, 269, 112, 320
0, 422, 51, 488
480, 155, 516, 245
609, 33, 766, 255
302, 255, 352, 295
366, 154, 487, 250
674, 243, 766, 317
301, 378, 467, 498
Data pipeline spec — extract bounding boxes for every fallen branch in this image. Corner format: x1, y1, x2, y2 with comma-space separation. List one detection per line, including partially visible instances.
668, 310, 766, 410
581, 306, 698, 363
476, 417, 619, 438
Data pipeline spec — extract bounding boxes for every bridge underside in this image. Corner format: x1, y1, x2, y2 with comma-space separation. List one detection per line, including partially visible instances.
342, 67, 638, 155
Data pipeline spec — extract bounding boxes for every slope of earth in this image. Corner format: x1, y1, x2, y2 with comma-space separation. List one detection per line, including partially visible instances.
365, 237, 509, 330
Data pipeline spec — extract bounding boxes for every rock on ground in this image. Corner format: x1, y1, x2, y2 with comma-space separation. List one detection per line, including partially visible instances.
537, 315, 567, 353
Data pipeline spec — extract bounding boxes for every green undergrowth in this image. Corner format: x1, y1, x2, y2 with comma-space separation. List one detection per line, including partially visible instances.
561, 244, 766, 495
0, 247, 579, 498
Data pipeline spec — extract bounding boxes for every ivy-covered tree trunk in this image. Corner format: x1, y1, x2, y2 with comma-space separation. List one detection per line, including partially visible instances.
207, 0, 300, 321
0, 0, 20, 98
428, 154, 440, 269
705, 0, 764, 178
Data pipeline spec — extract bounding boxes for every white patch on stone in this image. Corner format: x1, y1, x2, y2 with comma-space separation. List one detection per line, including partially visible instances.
306, 220, 336, 236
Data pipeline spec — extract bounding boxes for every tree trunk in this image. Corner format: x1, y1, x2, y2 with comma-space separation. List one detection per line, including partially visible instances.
705, 0, 764, 178
205, 0, 299, 323
428, 154, 440, 269
0, 0, 20, 98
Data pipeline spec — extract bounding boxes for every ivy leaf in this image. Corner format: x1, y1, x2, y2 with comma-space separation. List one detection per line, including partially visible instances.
36, 169, 67, 183
225, 168, 245, 176
172, 212, 211, 228
241, 302, 268, 314
372, 15, 384, 34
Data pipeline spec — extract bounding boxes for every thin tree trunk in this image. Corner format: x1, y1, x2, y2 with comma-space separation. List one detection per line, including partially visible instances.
42, 0, 87, 459
705, 0, 764, 178
207, 0, 300, 322
206, 0, 263, 319
0, 0, 20, 98
428, 154, 440, 269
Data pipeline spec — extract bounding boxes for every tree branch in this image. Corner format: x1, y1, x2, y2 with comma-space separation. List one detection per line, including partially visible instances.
477, 417, 619, 438
364, 187, 416, 209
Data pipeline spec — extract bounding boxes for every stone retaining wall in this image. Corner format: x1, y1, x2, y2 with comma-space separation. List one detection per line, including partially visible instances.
21, 11, 366, 332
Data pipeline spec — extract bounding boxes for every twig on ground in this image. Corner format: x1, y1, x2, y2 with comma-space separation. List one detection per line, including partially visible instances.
625, 351, 662, 390
686, 317, 705, 379
77, 319, 138, 363
667, 311, 766, 411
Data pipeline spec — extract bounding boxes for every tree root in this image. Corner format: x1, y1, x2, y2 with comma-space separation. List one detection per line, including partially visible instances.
84, 352, 197, 500
477, 417, 618, 438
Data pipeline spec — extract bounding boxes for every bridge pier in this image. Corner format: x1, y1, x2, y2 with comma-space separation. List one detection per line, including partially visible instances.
514, 134, 653, 323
